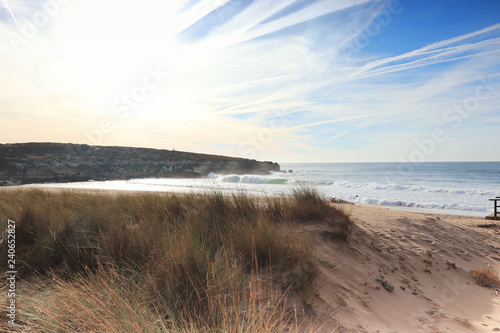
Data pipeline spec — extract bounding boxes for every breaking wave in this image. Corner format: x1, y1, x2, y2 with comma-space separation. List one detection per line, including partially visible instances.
331, 181, 496, 196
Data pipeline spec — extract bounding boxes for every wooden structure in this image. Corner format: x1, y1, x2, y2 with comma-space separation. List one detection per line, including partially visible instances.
486, 197, 500, 220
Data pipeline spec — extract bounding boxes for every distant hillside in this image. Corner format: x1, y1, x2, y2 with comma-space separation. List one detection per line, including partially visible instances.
0, 143, 280, 186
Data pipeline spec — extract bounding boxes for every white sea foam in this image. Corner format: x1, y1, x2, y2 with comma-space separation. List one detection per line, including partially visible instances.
22, 162, 500, 217
219, 175, 267, 184
331, 181, 496, 196
357, 197, 488, 212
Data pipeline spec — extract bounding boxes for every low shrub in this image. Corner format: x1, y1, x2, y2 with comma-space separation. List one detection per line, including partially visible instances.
471, 268, 500, 288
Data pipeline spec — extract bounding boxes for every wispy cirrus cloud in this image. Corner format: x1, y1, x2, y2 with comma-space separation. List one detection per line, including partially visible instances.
350, 23, 500, 79
0, 0, 499, 162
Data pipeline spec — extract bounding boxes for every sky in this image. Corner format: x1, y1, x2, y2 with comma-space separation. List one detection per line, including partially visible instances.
0, 0, 499, 163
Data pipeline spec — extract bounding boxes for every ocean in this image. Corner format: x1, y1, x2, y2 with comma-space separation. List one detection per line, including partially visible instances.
25, 162, 500, 217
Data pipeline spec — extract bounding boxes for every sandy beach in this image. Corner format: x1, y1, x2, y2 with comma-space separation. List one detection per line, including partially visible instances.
305, 204, 500, 332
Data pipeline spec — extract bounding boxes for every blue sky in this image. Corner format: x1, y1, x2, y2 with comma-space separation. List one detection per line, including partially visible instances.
0, 0, 499, 163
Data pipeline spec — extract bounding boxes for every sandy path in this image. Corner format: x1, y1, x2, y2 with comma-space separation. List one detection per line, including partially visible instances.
304, 204, 500, 332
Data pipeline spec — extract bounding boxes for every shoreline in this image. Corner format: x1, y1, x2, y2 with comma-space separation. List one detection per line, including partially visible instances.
1, 184, 494, 220
360, 202, 489, 218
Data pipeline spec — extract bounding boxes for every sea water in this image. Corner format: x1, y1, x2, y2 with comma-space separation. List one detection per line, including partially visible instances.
279, 162, 500, 216
25, 162, 500, 217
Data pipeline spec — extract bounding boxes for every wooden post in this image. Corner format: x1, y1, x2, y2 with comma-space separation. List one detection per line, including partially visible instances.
496, 199, 499, 219
489, 198, 499, 220
496, 197, 499, 219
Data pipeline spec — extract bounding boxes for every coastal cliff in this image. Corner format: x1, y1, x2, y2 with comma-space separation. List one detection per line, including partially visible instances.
0, 143, 280, 186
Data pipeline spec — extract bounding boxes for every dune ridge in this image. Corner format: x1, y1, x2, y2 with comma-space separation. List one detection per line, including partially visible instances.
309, 204, 500, 332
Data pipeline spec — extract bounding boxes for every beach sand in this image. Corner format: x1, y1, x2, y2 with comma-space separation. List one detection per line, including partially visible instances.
304, 204, 500, 332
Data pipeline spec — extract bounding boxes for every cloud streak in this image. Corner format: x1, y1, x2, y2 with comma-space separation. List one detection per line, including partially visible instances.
351, 23, 500, 79
0, 0, 499, 162
1, 0, 20, 29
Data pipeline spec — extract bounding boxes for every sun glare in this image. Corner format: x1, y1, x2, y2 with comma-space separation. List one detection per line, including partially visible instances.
45, 0, 212, 106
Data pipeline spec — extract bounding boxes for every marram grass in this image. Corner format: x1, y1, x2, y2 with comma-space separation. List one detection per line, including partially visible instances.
0, 187, 351, 332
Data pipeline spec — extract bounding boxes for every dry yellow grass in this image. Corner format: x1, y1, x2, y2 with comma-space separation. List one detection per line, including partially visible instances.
471, 268, 500, 288
0, 187, 352, 332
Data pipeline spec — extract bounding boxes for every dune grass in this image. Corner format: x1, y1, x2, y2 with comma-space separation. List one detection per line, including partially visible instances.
0, 187, 351, 332
471, 268, 500, 288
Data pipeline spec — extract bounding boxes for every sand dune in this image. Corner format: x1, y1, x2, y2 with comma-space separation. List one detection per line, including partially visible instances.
2, 187, 498, 331
303, 205, 500, 332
